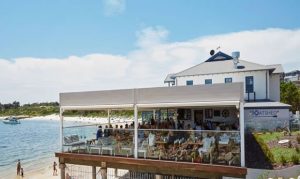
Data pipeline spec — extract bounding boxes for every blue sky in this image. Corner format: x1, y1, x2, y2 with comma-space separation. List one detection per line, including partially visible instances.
1, 0, 300, 103
1, 0, 300, 59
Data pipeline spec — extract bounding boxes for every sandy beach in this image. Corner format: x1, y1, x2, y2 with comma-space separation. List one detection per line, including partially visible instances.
23, 114, 136, 125
2, 156, 59, 179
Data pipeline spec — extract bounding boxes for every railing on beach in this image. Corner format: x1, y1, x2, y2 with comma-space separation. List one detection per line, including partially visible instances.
62, 126, 241, 166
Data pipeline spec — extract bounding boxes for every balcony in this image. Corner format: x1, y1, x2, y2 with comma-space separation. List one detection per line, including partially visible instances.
57, 84, 247, 178
62, 125, 241, 166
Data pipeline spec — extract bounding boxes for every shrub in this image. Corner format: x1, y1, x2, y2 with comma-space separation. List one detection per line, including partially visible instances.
288, 141, 293, 148
296, 146, 300, 153
280, 155, 287, 165
291, 154, 299, 164
276, 136, 280, 141
297, 134, 300, 144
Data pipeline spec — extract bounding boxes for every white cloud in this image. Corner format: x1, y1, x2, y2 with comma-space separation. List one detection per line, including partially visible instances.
136, 26, 169, 48
1, 27, 300, 103
103, 0, 126, 16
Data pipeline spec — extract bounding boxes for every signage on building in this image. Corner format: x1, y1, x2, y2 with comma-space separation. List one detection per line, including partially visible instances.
248, 109, 279, 118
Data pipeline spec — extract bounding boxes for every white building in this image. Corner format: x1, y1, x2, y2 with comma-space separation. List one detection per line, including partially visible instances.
284, 70, 300, 87
165, 51, 290, 131
55, 51, 291, 179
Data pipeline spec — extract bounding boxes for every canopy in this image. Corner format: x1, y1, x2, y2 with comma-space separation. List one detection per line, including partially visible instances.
60, 83, 244, 110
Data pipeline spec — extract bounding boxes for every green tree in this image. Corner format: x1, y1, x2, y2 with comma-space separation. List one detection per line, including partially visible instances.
280, 82, 300, 112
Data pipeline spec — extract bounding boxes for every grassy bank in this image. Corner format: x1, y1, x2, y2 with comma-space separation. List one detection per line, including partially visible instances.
254, 131, 300, 166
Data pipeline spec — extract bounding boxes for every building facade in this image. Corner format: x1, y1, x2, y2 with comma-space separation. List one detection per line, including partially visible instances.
164, 51, 290, 131
284, 70, 300, 87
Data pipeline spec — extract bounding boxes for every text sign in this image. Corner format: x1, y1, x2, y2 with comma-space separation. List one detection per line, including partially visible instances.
248, 109, 279, 118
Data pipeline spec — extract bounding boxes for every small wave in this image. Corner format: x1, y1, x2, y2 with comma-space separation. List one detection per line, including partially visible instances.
0, 145, 8, 148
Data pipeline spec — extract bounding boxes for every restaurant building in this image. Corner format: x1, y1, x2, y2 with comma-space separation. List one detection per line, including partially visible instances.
164, 51, 290, 131
55, 51, 290, 179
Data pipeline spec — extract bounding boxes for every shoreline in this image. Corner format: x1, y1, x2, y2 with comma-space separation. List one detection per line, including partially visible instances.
0, 115, 134, 179
1, 114, 136, 125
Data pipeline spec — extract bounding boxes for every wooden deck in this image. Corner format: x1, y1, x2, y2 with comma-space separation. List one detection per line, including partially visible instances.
56, 152, 247, 179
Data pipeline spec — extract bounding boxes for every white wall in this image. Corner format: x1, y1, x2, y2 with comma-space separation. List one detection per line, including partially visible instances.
176, 70, 269, 101
269, 74, 280, 101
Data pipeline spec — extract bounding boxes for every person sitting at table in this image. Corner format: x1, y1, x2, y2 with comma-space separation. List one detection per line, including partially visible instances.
124, 123, 131, 135
104, 125, 110, 137
150, 117, 155, 127
178, 120, 184, 129
119, 125, 125, 135
195, 124, 203, 130
148, 132, 155, 147
130, 122, 134, 129
96, 126, 103, 140
113, 125, 119, 136
187, 124, 195, 142
108, 124, 113, 136
215, 124, 221, 131
166, 130, 176, 144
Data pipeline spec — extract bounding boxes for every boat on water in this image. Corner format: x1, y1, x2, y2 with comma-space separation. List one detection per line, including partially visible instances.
2, 117, 21, 124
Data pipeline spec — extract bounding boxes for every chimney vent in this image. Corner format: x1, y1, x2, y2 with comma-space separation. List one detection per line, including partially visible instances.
232, 51, 240, 69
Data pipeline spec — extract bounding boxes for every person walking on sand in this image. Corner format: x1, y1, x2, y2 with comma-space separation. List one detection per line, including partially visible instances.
53, 161, 58, 176
17, 159, 21, 175
20, 168, 24, 177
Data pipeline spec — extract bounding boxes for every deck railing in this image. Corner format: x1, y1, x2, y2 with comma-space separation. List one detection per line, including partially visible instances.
62, 125, 241, 166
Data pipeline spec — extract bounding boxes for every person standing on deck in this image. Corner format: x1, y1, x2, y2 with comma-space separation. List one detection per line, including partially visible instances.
16, 159, 21, 176
96, 126, 103, 140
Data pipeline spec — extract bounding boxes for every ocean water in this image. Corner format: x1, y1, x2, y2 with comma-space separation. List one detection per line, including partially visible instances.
0, 119, 62, 178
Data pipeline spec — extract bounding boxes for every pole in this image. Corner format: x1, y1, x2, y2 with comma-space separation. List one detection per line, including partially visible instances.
134, 105, 138, 158
60, 108, 64, 152
239, 102, 245, 167
59, 163, 66, 179
108, 109, 111, 125
100, 162, 107, 179
92, 166, 96, 179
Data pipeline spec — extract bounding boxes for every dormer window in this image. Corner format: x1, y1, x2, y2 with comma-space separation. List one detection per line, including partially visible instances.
205, 79, 212, 85
186, 80, 193, 86
225, 78, 232, 83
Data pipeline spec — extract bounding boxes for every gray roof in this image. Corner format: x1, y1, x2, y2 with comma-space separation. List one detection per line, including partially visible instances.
164, 73, 176, 83
174, 59, 272, 77
60, 83, 244, 110
244, 101, 291, 108
266, 64, 284, 74
169, 51, 285, 77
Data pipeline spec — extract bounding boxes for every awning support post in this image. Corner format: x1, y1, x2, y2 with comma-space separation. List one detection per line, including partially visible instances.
134, 105, 138, 158
153, 109, 156, 120
239, 102, 245, 167
108, 109, 111, 125
60, 108, 64, 152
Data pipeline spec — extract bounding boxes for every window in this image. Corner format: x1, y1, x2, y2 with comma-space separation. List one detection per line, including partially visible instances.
213, 110, 221, 117
186, 80, 193, 86
225, 77, 232, 83
205, 109, 213, 119
205, 79, 212, 85
245, 76, 254, 93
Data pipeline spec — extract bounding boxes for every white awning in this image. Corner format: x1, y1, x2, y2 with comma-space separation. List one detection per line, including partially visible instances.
60, 83, 244, 110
